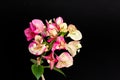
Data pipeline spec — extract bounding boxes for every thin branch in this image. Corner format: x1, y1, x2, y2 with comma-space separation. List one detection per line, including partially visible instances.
41, 74, 45, 80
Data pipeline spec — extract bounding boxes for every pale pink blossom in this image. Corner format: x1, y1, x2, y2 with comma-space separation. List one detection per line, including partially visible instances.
65, 44, 77, 57
56, 52, 73, 68
47, 23, 56, 30
24, 28, 36, 41
56, 36, 66, 49
46, 19, 60, 31
55, 17, 63, 25
48, 29, 58, 38
34, 35, 49, 52
43, 52, 57, 70
52, 36, 66, 52
41, 30, 48, 37
47, 23, 58, 38
28, 42, 46, 56
30, 19, 45, 34
34, 35, 43, 44
66, 41, 82, 57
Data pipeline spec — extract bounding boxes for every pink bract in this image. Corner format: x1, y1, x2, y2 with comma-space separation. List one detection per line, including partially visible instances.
30, 19, 45, 34
52, 36, 66, 52
56, 36, 65, 42
55, 16, 63, 25
43, 52, 57, 70
56, 36, 66, 49
47, 37, 55, 42
52, 42, 59, 52
24, 28, 36, 41
47, 23, 57, 30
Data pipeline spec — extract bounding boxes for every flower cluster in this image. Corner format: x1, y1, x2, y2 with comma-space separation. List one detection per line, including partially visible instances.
24, 17, 82, 80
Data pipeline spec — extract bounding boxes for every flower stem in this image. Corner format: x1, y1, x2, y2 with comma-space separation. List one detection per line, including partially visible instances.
41, 74, 45, 80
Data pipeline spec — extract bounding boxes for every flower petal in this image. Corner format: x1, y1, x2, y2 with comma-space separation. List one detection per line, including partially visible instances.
59, 23, 68, 32
34, 35, 43, 43
66, 44, 77, 57
68, 41, 82, 49
24, 28, 36, 41
52, 42, 60, 52
67, 30, 82, 40
67, 24, 77, 32
55, 17, 63, 25
47, 23, 58, 38
31, 19, 45, 33
28, 42, 46, 56
52, 36, 66, 51
56, 52, 73, 68
43, 52, 57, 70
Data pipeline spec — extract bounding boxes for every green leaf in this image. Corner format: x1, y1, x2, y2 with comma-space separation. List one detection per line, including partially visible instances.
31, 64, 44, 80
30, 59, 37, 64
60, 32, 66, 36
43, 39, 48, 45
53, 67, 66, 77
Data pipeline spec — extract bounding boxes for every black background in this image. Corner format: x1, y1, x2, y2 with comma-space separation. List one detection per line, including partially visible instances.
1, 0, 120, 80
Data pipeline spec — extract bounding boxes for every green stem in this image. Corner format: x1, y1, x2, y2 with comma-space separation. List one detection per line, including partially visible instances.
44, 66, 50, 68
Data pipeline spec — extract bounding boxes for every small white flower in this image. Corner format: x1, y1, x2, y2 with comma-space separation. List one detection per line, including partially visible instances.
59, 23, 68, 32
66, 41, 82, 57
67, 30, 82, 40
66, 44, 77, 57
